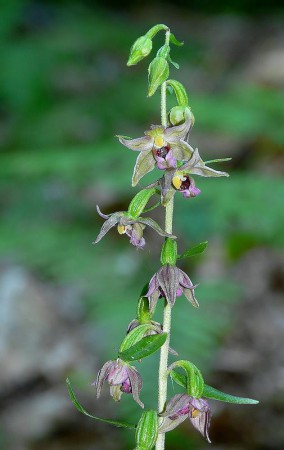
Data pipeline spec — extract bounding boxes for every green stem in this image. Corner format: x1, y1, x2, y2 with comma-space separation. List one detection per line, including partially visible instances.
156, 29, 173, 450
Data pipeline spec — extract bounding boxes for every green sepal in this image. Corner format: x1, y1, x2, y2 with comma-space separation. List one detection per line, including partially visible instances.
119, 333, 167, 362
119, 324, 152, 353
160, 238, 177, 265
127, 36, 153, 66
137, 296, 152, 323
156, 44, 170, 59
148, 57, 169, 97
166, 79, 188, 106
127, 188, 157, 218
204, 158, 232, 164
135, 410, 158, 450
178, 241, 208, 260
66, 378, 135, 429
168, 360, 204, 398
203, 385, 259, 405
145, 24, 168, 39
169, 32, 184, 46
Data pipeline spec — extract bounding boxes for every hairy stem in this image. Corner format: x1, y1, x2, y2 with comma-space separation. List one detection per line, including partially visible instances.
156, 29, 173, 450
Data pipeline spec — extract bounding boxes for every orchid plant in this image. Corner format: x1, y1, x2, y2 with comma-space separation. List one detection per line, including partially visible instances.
67, 24, 258, 450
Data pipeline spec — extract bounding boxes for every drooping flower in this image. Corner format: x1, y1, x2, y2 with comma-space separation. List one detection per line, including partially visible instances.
151, 147, 229, 204
159, 394, 211, 442
93, 358, 144, 408
117, 112, 194, 186
145, 264, 199, 312
94, 205, 175, 249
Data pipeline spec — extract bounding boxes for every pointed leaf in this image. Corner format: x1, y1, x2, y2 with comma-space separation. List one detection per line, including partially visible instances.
170, 370, 187, 388
178, 241, 208, 259
127, 188, 157, 218
168, 55, 179, 69
169, 32, 184, 46
66, 379, 136, 428
119, 333, 167, 362
119, 324, 152, 353
203, 384, 259, 405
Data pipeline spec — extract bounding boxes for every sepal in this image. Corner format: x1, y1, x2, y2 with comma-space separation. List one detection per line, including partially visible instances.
148, 57, 169, 97
135, 410, 158, 450
168, 360, 204, 398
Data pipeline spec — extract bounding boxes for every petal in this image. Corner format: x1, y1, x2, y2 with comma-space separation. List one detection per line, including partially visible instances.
148, 289, 160, 313
178, 269, 194, 289
118, 135, 153, 152
127, 319, 140, 333
183, 287, 199, 308
96, 205, 110, 219
189, 165, 229, 178
146, 274, 159, 297
94, 360, 115, 398
157, 265, 180, 307
138, 217, 176, 239
93, 213, 121, 244
164, 113, 193, 143
171, 140, 194, 161
108, 360, 129, 385
127, 366, 144, 408
146, 125, 165, 139
189, 408, 211, 443
160, 170, 176, 205
132, 150, 156, 186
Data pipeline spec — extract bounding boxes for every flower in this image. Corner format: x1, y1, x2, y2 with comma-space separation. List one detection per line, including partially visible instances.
94, 205, 175, 249
152, 147, 229, 204
94, 358, 144, 408
159, 394, 211, 442
117, 112, 194, 186
145, 264, 199, 311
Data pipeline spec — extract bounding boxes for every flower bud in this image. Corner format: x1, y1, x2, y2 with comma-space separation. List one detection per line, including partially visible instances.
169, 106, 193, 126
160, 238, 177, 266
148, 57, 169, 97
135, 410, 158, 450
127, 36, 152, 66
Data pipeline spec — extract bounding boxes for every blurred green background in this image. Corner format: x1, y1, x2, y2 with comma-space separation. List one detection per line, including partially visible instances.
0, 1, 284, 449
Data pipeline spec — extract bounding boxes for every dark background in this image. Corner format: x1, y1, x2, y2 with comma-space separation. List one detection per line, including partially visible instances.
0, 1, 284, 449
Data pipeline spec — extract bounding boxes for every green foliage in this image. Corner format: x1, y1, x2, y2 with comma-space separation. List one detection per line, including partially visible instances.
119, 334, 167, 362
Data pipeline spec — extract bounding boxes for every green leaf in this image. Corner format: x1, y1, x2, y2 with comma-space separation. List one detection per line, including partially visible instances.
119, 333, 167, 362
166, 79, 188, 106
119, 324, 152, 353
127, 188, 157, 218
178, 241, 208, 259
170, 370, 187, 388
66, 378, 136, 428
168, 361, 204, 398
203, 384, 259, 404
169, 32, 184, 46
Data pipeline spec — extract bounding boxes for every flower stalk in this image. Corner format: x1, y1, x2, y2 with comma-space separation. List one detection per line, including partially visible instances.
67, 23, 259, 450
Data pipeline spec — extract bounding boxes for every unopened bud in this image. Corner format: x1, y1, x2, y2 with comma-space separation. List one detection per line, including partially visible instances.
127, 36, 152, 66
148, 57, 169, 97
169, 106, 193, 126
